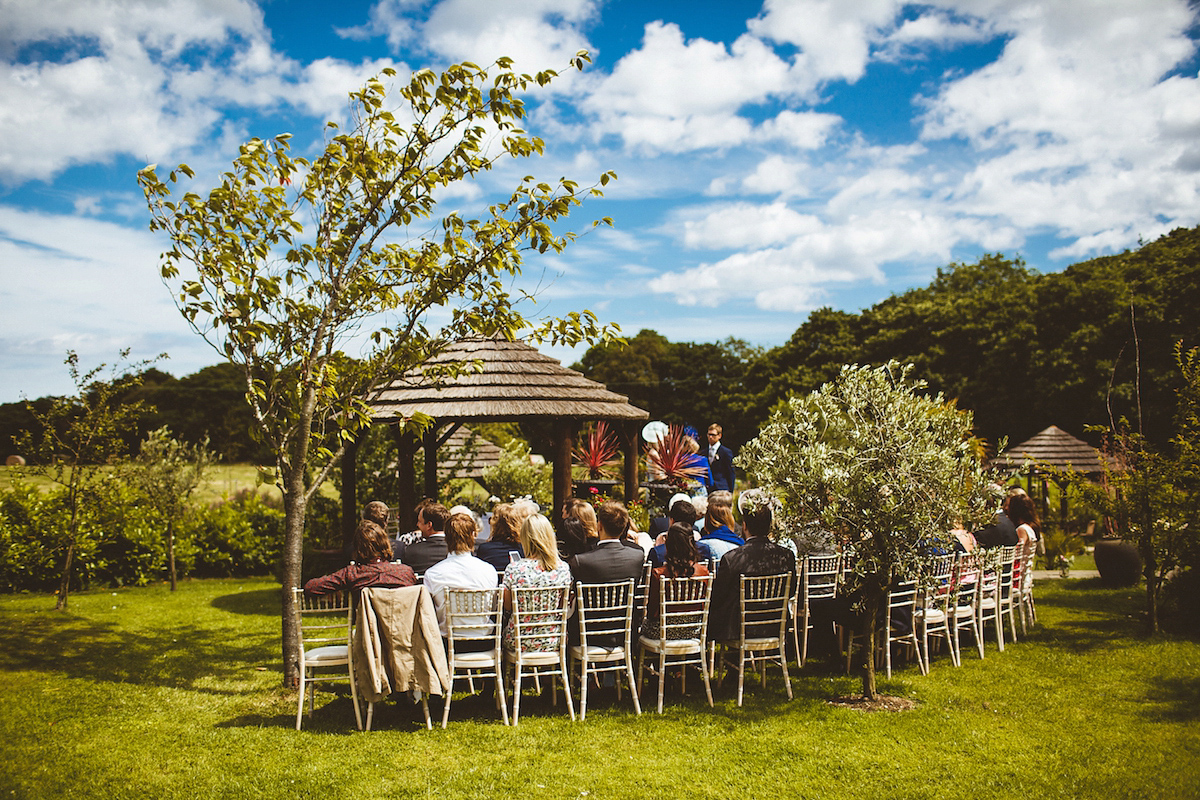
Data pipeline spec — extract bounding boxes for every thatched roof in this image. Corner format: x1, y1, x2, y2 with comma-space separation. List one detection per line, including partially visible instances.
993, 425, 1115, 475
435, 426, 502, 481
368, 337, 649, 423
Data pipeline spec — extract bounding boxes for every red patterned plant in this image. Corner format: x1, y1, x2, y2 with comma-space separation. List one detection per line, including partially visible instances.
644, 424, 709, 487
573, 420, 620, 479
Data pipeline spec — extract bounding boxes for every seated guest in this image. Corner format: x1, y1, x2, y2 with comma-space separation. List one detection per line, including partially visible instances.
973, 486, 1018, 548
557, 516, 594, 560
649, 497, 698, 568
423, 512, 498, 644
475, 503, 524, 573
642, 523, 710, 640
401, 501, 450, 574
707, 489, 796, 642
390, 497, 431, 561
305, 520, 415, 595
951, 526, 978, 553
649, 493, 691, 539
697, 493, 743, 564
1007, 490, 1042, 551
568, 500, 646, 645
349, 499, 390, 558
449, 504, 482, 543
502, 514, 573, 652
562, 498, 599, 542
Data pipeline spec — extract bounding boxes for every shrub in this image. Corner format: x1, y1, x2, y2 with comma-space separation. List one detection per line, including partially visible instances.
482, 440, 552, 508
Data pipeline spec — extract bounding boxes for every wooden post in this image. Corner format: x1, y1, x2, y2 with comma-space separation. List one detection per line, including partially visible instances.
621, 421, 640, 506
395, 426, 418, 532
341, 436, 359, 554
423, 425, 440, 504
552, 420, 575, 520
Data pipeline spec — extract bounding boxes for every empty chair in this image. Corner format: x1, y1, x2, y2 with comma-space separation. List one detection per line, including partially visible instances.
793, 553, 840, 667
841, 576, 923, 678
999, 545, 1021, 643
949, 552, 984, 663
714, 572, 794, 706
569, 579, 641, 720
441, 587, 508, 728
1019, 539, 1038, 631
504, 584, 575, 725
914, 555, 955, 673
292, 588, 361, 731
637, 574, 714, 714
975, 550, 1005, 652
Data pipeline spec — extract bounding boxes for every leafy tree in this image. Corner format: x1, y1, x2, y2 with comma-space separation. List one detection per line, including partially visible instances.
130, 427, 213, 591
738, 362, 992, 699
139, 56, 617, 685
17, 351, 153, 609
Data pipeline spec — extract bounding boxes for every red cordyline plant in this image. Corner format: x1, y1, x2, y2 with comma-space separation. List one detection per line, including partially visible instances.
644, 424, 709, 488
573, 420, 620, 479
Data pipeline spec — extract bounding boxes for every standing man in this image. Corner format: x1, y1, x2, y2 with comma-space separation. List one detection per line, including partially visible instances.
707, 424, 736, 493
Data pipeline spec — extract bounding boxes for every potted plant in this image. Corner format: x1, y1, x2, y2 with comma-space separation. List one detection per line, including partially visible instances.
572, 421, 620, 495
643, 423, 709, 503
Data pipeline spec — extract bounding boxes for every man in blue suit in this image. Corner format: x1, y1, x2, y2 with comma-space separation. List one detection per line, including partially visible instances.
707, 424, 735, 493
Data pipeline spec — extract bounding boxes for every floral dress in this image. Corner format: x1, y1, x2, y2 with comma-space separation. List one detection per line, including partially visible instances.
502, 558, 572, 652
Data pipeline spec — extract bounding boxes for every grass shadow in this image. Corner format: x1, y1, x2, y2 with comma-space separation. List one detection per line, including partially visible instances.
211, 588, 281, 616
0, 611, 277, 693
1139, 673, 1200, 723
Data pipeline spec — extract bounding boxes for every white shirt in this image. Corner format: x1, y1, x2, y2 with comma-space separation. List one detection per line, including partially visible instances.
422, 551, 498, 637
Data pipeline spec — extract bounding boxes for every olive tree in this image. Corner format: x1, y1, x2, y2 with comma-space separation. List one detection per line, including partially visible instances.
138, 55, 617, 685
738, 362, 993, 698
130, 427, 213, 591
18, 351, 153, 610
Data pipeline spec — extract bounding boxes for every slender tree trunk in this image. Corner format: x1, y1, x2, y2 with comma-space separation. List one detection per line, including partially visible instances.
861, 593, 879, 700
1144, 550, 1159, 635
167, 519, 177, 592
280, 467, 308, 688
55, 541, 75, 611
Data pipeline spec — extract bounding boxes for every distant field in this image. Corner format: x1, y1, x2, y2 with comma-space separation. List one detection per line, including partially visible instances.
0, 464, 287, 505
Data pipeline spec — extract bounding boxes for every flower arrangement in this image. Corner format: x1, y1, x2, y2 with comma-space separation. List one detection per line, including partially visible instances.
644, 424, 709, 488
1055, 552, 1074, 578
572, 420, 620, 479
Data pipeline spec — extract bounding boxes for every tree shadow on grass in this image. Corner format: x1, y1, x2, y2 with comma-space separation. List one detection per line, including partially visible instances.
211, 588, 281, 616
1138, 674, 1200, 723
0, 612, 278, 694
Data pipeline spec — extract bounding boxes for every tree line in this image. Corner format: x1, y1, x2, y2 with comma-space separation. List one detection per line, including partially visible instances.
574, 225, 1200, 454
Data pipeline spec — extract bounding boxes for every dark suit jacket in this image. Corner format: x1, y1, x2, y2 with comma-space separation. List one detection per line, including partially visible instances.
648, 516, 670, 538
709, 443, 735, 492
401, 534, 448, 574
707, 537, 796, 642
568, 540, 646, 645
974, 512, 1018, 549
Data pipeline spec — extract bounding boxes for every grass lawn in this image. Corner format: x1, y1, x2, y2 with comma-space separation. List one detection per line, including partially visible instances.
1, 578, 1197, 799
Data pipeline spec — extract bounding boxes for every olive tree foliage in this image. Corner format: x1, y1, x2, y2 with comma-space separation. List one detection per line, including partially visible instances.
130, 427, 214, 592
738, 362, 993, 699
18, 351, 154, 610
138, 55, 618, 685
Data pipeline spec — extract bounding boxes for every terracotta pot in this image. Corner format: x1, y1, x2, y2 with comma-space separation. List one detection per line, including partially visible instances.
1094, 538, 1142, 587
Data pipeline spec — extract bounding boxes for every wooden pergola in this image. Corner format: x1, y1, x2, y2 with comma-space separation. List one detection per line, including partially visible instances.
342, 337, 649, 533
993, 425, 1117, 525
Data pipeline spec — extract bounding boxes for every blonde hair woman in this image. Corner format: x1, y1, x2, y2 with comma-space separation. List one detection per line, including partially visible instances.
501, 514, 573, 651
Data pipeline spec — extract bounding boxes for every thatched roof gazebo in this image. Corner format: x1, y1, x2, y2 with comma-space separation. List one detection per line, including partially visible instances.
343, 337, 649, 532
993, 425, 1117, 525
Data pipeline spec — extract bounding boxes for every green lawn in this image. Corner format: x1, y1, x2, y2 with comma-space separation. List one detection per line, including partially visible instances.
1, 577, 1197, 799
0, 463, 290, 504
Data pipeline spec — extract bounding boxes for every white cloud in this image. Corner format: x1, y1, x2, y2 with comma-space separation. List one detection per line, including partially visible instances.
749, 0, 900, 83
360, 0, 599, 78
672, 202, 822, 250
580, 21, 803, 154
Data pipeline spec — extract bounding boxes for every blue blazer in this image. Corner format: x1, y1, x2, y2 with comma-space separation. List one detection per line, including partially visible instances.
709, 443, 735, 492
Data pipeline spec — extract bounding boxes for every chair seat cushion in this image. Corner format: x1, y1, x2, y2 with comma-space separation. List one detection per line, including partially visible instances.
504, 650, 564, 666
638, 635, 702, 654
453, 651, 499, 667
303, 645, 349, 665
568, 644, 625, 660
916, 609, 947, 624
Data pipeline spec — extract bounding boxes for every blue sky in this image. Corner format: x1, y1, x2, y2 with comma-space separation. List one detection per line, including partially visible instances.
2, 0, 1199, 402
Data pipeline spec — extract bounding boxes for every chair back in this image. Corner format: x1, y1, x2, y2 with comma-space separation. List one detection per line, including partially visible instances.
738, 572, 793, 643
576, 579, 636, 650
922, 554, 956, 610
444, 587, 503, 656
999, 545, 1018, 598
632, 560, 653, 623
888, 577, 920, 620
292, 588, 353, 654
653, 575, 713, 643
510, 585, 571, 655
802, 554, 840, 607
